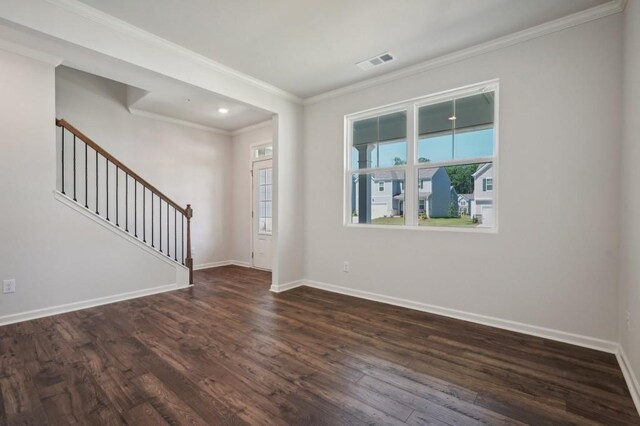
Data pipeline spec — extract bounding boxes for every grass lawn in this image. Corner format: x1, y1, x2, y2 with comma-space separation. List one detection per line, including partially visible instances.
370, 215, 477, 227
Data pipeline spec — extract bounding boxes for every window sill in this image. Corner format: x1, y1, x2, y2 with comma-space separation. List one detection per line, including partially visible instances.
343, 223, 498, 234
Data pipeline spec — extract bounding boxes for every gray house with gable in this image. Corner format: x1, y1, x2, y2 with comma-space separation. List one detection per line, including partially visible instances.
352, 167, 458, 221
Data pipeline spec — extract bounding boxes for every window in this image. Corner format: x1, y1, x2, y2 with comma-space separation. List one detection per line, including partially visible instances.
349, 110, 407, 225
254, 144, 273, 159
346, 81, 497, 230
483, 178, 493, 191
258, 168, 272, 234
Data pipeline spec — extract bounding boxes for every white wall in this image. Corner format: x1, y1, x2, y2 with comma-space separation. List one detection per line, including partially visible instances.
0, 49, 179, 321
56, 66, 233, 267
230, 123, 273, 265
303, 15, 622, 341
620, 0, 640, 383
0, 0, 305, 287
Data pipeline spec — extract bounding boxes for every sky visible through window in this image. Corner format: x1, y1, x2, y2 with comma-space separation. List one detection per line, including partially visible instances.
352, 128, 493, 169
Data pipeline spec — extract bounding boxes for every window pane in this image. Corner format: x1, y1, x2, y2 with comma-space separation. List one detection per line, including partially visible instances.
454, 128, 494, 160
352, 140, 407, 169
258, 167, 273, 234
255, 145, 273, 159
351, 170, 405, 225
455, 93, 494, 130
418, 133, 453, 163
417, 162, 494, 228
417, 92, 494, 162
352, 111, 407, 170
353, 111, 407, 146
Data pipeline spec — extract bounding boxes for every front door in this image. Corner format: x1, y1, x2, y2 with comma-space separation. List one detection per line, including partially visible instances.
252, 159, 273, 270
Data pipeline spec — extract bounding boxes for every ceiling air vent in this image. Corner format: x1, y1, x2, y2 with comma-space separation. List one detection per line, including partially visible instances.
356, 52, 395, 71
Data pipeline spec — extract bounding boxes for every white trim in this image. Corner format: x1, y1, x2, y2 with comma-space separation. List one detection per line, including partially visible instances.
54, 191, 189, 274
616, 345, 640, 415
128, 108, 232, 136
293, 279, 619, 353
0, 282, 191, 327
0, 39, 63, 66
344, 223, 498, 234
193, 260, 252, 270
44, 0, 302, 104
303, 0, 625, 105
194, 260, 233, 270
230, 260, 253, 268
270, 280, 304, 293
232, 120, 273, 136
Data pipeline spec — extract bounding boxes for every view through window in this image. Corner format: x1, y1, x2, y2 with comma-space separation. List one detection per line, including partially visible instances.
346, 82, 497, 230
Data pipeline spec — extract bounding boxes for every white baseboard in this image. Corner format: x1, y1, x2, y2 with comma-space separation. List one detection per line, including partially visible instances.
616, 345, 640, 416
194, 260, 252, 270
298, 279, 619, 354
270, 280, 304, 293
194, 260, 233, 270
297, 279, 640, 412
0, 282, 192, 326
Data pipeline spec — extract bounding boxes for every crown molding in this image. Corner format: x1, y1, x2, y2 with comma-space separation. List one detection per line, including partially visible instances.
303, 0, 625, 105
0, 38, 62, 66
231, 119, 273, 136
45, 0, 302, 105
128, 108, 232, 136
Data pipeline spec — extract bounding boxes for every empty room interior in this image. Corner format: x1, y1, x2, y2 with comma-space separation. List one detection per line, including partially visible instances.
1, 0, 640, 424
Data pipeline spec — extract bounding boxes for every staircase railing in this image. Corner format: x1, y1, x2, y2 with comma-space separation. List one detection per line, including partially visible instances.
56, 119, 194, 284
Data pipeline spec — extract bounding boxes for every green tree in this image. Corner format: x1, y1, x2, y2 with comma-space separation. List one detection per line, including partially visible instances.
445, 164, 479, 194
449, 200, 459, 218
393, 157, 407, 165
418, 157, 431, 163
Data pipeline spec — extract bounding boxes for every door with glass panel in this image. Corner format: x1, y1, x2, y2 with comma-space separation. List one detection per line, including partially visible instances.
252, 159, 273, 270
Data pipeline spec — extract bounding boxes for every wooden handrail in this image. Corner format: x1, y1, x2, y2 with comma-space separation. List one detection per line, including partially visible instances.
56, 118, 194, 284
56, 119, 187, 216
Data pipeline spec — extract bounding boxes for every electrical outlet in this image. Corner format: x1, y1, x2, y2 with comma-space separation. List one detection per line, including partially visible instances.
3, 279, 16, 294
343, 261, 350, 273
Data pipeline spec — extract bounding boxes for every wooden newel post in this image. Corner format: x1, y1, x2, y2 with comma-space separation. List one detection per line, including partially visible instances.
185, 204, 194, 284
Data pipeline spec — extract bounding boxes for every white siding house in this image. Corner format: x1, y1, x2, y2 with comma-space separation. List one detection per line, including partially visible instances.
471, 163, 494, 227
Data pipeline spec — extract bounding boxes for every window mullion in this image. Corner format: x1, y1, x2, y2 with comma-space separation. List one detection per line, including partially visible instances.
405, 107, 417, 226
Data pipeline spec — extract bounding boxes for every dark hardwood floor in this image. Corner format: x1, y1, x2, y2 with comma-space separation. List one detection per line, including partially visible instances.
0, 265, 638, 425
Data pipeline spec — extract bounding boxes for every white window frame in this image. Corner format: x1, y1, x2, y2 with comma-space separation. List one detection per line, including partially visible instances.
253, 143, 273, 160
484, 177, 494, 192
344, 79, 499, 233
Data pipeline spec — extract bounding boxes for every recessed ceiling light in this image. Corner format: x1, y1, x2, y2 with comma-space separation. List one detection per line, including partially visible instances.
218, 108, 229, 114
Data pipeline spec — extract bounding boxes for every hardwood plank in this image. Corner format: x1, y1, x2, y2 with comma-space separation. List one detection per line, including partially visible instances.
123, 401, 170, 426
0, 265, 637, 425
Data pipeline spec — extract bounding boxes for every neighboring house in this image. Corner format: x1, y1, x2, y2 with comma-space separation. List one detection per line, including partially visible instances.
353, 167, 458, 220
403, 168, 458, 218
458, 194, 474, 215
471, 163, 495, 227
